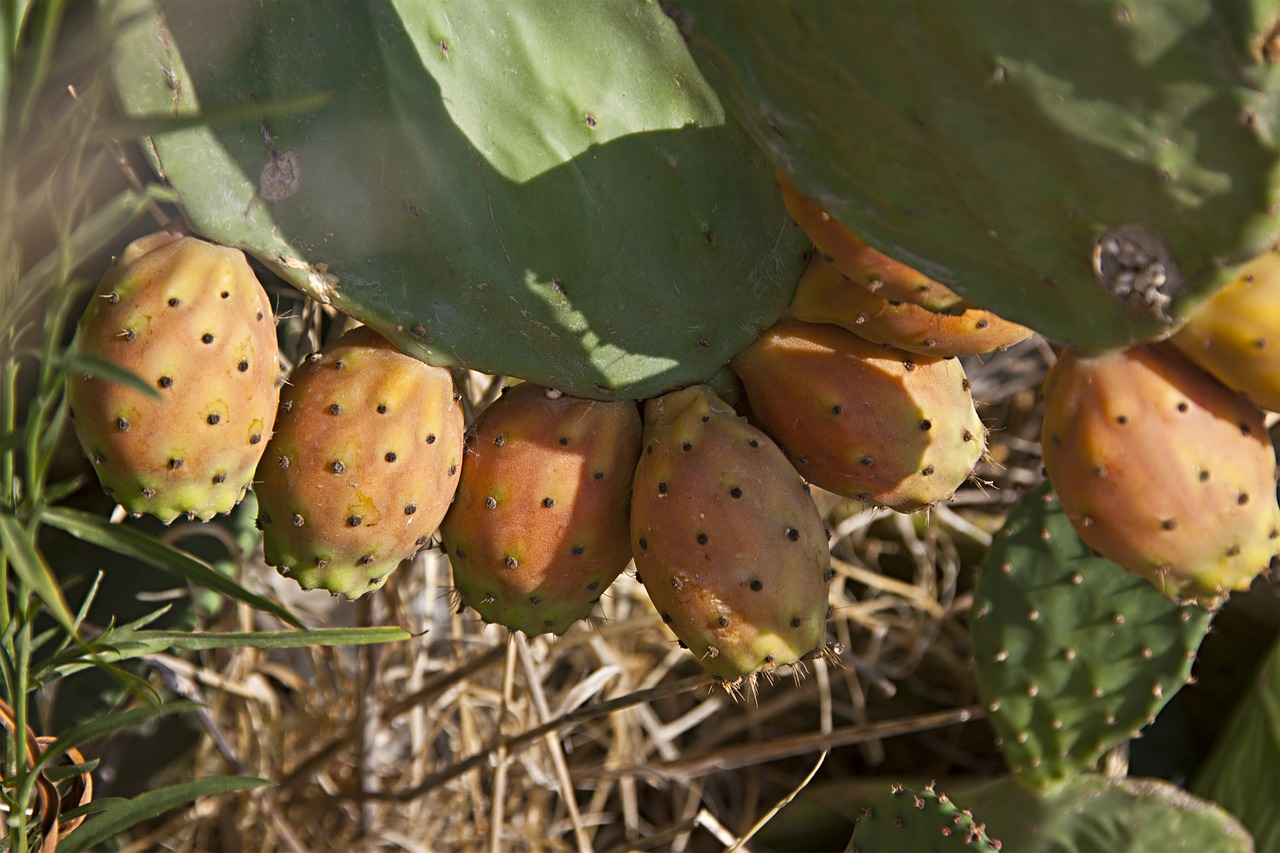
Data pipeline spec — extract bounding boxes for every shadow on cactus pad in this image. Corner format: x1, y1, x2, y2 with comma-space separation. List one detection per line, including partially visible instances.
105, 0, 808, 400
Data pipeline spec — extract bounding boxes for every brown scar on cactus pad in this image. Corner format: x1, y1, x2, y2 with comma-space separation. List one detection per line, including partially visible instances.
255, 325, 464, 599
68, 229, 281, 523
788, 253, 1032, 357
629, 385, 831, 685
731, 316, 986, 512
1041, 342, 1280, 603
440, 382, 643, 636
776, 171, 969, 313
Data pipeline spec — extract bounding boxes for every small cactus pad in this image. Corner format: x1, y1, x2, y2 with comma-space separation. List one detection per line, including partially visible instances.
1041, 343, 1280, 602
441, 383, 643, 636
1171, 248, 1280, 412
971, 482, 1213, 789
789, 254, 1032, 358
630, 385, 831, 683
677, 2, 1280, 352
846, 783, 1000, 852
107, 0, 808, 400
68, 228, 281, 523
962, 773, 1253, 852
732, 316, 984, 511
256, 326, 465, 598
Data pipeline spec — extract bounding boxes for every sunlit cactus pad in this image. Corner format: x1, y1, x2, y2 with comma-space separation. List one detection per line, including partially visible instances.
105, 0, 807, 400
674, 1, 1280, 352
970, 482, 1212, 789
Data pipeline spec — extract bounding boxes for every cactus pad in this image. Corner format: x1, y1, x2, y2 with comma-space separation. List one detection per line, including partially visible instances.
676, 1, 1280, 352
963, 773, 1253, 852
846, 784, 1000, 853
971, 482, 1213, 789
106, 0, 807, 400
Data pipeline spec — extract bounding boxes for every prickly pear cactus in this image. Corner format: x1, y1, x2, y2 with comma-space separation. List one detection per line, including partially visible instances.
255, 326, 465, 598
1041, 343, 1280, 602
68, 228, 281, 523
104, 0, 808, 401
630, 385, 831, 684
731, 316, 985, 512
441, 383, 642, 636
1171, 248, 1280, 412
674, 2, 1280, 352
846, 784, 1000, 853
788, 254, 1032, 357
971, 482, 1213, 789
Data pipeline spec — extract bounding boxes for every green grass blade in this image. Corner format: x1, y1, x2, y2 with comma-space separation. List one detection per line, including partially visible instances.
0, 512, 74, 632
59, 775, 271, 852
32, 700, 201, 773
39, 507, 301, 627
63, 352, 160, 399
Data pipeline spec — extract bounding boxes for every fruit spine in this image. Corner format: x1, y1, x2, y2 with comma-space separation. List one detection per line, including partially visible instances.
255, 326, 465, 598
68, 229, 281, 523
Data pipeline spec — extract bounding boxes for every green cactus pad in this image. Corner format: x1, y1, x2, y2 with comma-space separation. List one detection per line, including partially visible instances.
104, 0, 807, 401
961, 773, 1253, 852
846, 784, 999, 853
971, 482, 1213, 789
674, 1, 1280, 353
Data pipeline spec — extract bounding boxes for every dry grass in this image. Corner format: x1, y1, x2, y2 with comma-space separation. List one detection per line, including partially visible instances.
97, 311, 1053, 852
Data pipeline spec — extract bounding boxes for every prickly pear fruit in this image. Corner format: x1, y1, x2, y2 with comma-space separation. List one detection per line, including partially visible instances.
440, 383, 643, 636
1171, 249, 1280, 412
67, 229, 280, 523
789, 254, 1032, 357
777, 172, 967, 313
629, 385, 831, 683
1040, 343, 1280, 602
731, 317, 985, 512
255, 326, 464, 598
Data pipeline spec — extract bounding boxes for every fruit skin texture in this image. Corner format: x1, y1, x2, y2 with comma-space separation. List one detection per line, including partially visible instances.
1040, 343, 1280, 602
789, 254, 1031, 357
777, 172, 968, 313
255, 326, 464, 599
68, 229, 280, 523
630, 385, 830, 683
731, 317, 985, 512
1171, 249, 1280, 412
440, 383, 643, 636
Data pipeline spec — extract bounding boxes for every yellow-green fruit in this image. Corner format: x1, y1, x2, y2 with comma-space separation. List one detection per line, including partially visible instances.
1171, 250, 1280, 412
256, 326, 465, 598
68, 229, 280, 523
1041, 343, 1280, 603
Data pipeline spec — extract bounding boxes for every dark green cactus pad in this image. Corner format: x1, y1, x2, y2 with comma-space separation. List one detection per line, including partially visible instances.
673, 1, 1280, 353
1191, 633, 1280, 852
846, 784, 999, 852
971, 482, 1213, 789
961, 773, 1253, 852
104, 0, 807, 400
